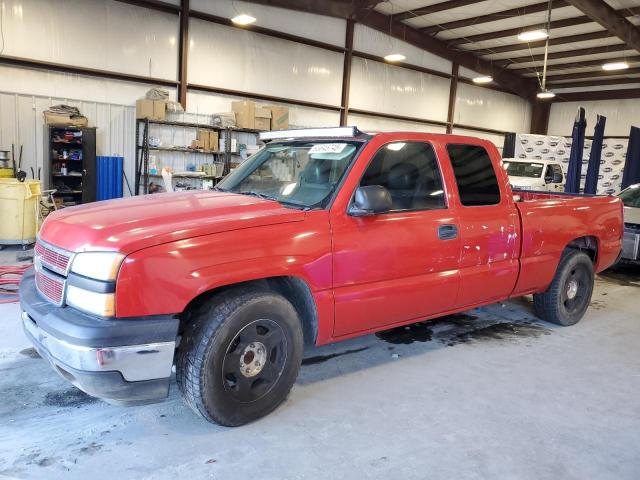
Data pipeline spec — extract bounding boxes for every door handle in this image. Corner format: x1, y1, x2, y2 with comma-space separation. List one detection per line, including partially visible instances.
438, 224, 458, 240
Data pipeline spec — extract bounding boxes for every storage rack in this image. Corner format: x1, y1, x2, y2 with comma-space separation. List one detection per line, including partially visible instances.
45, 126, 97, 205
135, 119, 261, 195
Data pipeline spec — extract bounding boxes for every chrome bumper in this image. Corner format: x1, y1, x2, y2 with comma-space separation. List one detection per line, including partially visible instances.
22, 311, 175, 382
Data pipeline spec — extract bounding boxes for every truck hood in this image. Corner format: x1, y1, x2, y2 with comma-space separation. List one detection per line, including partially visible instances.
39, 191, 306, 254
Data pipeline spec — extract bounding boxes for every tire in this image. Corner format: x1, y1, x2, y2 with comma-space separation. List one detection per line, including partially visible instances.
176, 288, 304, 426
533, 250, 594, 326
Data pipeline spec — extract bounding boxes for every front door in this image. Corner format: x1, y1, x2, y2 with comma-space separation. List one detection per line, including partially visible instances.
331, 140, 461, 337
444, 143, 520, 307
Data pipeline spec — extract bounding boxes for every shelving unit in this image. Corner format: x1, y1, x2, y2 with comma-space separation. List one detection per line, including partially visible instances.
44, 126, 97, 206
134, 118, 262, 195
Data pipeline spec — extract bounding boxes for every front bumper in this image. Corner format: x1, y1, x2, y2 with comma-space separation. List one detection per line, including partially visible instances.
20, 269, 180, 406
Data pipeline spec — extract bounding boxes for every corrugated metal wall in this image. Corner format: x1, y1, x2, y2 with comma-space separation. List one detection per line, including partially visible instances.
0, 92, 137, 195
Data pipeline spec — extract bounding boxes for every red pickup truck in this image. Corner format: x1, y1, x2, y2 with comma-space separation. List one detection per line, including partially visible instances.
21, 127, 623, 426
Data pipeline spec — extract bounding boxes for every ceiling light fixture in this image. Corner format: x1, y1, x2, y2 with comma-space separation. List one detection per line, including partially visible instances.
231, 14, 256, 25
517, 30, 549, 42
384, 53, 406, 62
602, 61, 629, 71
472, 75, 493, 84
537, 90, 556, 99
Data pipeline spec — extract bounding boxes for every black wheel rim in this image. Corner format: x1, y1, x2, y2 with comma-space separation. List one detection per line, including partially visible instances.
561, 264, 590, 315
221, 319, 288, 403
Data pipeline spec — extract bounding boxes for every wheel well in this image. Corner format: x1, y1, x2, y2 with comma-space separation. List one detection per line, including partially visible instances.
180, 277, 318, 346
566, 236, 598, 263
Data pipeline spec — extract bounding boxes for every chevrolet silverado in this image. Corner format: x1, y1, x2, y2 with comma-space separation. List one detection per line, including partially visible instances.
20, 127, 623, 426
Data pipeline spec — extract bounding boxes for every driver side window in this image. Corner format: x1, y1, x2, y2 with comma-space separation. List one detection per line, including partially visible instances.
360, 142, 446, 212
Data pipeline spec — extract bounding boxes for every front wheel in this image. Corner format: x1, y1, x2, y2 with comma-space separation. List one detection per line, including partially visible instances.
533, 250, 594, 326
176, 289, 304, 426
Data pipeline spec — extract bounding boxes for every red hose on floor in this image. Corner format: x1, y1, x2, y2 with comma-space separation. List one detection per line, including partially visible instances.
0, 264, 32, 304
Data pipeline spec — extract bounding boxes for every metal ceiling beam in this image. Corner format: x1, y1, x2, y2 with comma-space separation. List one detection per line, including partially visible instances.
111, 0, 180, 14
391, 0, 484, 22
447, 6, 640, 46
422, 0, 568, 35
543, 66, 640, 80
514, 54, 640, 72
471, 30, 611, 55
497, 43, 628, 65
547, 76, 640, 87
565, 0, 640, 55
243, 0, 538, 97
554, 88, 640, 101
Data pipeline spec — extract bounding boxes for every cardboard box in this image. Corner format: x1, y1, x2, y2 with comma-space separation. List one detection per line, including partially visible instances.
254, 106, 272, 131
232, 101, 256, 129
266, 106, 289, 130
136, 99, 166, 121
44, 111, 88, 127
209, 131, 219, 152
153, 100, 166, 121
197, 130, 210, 151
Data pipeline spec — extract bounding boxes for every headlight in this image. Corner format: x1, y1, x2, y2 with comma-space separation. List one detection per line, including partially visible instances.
71, 252, 125, 281
66, 285, 115, 317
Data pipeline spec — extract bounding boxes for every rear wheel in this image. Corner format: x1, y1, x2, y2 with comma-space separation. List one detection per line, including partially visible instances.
533, 250, 594, 326
176, 289, 304, 426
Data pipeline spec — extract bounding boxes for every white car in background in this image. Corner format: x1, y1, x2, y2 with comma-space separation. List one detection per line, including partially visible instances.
503, 158, 565, 192
619, 184, 640, 265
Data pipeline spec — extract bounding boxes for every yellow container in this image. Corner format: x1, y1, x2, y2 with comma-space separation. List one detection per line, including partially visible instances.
0, 168, 14, 178
0, 179, 41, 246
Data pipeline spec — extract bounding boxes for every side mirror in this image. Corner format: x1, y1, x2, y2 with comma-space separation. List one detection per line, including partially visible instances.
349, 185, 392, 216
544, 176, 553, 184
553, 172, 563, 183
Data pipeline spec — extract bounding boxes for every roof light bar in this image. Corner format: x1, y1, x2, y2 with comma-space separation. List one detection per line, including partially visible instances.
259, 127, 360, 141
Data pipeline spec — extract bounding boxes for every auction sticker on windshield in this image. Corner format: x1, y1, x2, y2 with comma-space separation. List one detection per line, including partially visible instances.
309, 143, 347, 154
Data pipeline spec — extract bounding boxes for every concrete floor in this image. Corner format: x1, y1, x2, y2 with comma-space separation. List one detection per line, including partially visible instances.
0, 249, 639, 479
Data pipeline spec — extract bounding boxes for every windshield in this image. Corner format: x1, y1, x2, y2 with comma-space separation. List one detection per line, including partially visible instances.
217, 141, 359, 209
504, 161, 544, 178
619, 184, 640, 207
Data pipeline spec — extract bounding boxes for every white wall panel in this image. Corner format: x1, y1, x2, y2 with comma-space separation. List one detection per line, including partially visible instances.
188, 19, 344, 106
0, 66, 174, 105
186, 91, 340, 127
1, 0, 178, 80
353, 25, 452, 75
349, 57, 451, 123
549, 100, 640, 137
454, 83, 531, 133
348, 113, 446, 134
452, 127, 506, 154
190, 0, 346, 47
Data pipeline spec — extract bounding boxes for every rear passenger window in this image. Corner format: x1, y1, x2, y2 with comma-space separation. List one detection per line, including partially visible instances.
360, 142, 446, 212
447, 144, 501, 206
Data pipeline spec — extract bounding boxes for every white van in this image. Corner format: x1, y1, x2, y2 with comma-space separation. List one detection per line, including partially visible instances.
503, 158, 565, 192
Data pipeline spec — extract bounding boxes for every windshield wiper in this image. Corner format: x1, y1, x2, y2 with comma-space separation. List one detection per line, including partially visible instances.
238, 191, 309, 210
239, 191, 280, 201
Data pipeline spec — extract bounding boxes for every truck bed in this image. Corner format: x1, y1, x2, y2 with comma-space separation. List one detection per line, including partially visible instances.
511, 190, 623, 297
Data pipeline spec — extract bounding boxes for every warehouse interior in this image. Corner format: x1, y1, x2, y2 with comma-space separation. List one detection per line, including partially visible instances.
0, 0, 639, 478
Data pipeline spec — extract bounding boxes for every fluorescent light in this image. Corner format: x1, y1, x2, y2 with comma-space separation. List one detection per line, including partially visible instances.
517, 30, 549, 42
384, 53, 406, 62
472, 75, 493, 84
537, 90, 556, 99
231, 14, 256, 25
602, 61, 629, 71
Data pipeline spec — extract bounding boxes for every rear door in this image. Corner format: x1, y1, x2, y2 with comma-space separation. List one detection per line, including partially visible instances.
445, 142, 520, 307
330, 138, 461, 337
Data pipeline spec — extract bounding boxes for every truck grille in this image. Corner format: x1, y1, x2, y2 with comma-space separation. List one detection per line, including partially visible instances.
35, 270, 65, 306
34, 240, 73, 305
34, 241, 72, 276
